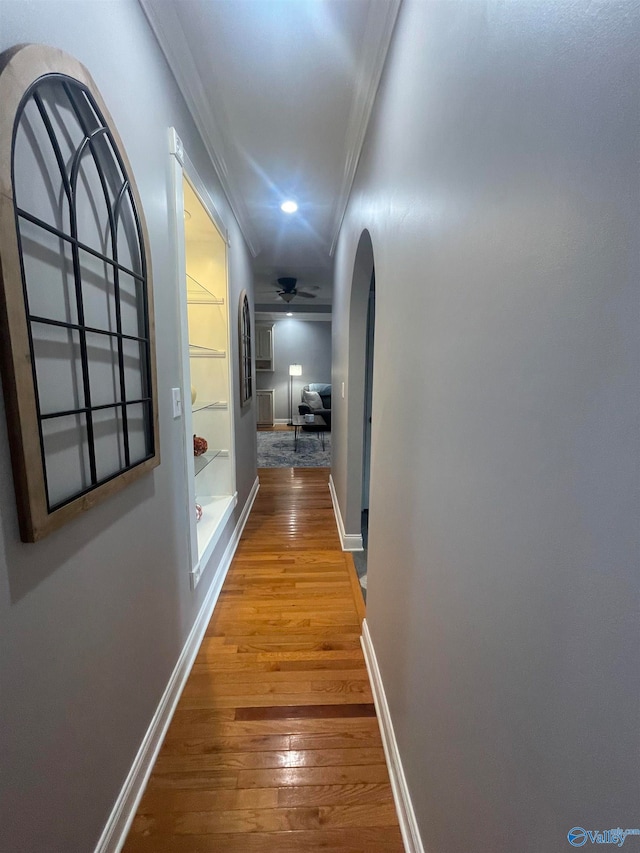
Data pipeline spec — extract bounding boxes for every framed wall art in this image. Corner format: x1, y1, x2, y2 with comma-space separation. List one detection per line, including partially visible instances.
0, 44, 160, 542
238, 289, 252, 406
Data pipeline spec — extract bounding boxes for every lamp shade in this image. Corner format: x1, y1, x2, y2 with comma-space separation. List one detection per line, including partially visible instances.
289, 364, 302, 376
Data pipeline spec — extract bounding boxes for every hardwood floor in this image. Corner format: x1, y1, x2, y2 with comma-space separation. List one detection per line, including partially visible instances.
123, 468, 402, 852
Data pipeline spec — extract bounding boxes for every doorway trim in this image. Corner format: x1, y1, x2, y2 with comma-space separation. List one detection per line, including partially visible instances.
330, 229, 376, 549
168, 128, 237, 589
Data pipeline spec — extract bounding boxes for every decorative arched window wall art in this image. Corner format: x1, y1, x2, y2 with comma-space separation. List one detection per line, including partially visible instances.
239, 290, 252, 406
0, 44, 159, 542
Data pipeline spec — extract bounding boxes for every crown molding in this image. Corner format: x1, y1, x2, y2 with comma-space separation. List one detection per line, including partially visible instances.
255, 309, 332, 322
139, 0, 261, 257
255, 303, 332, 316
329, 0, 402, 256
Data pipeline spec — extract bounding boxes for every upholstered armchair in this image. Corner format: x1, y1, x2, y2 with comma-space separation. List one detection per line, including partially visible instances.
298, 383, 331, 428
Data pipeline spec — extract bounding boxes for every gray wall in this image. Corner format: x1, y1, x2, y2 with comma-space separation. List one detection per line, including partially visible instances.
332, 2, 640, 851
256, 317, 331, 421
0, 1, 256, 850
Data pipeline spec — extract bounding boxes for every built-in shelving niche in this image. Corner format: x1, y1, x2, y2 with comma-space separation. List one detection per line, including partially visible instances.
171, 132, 236, 588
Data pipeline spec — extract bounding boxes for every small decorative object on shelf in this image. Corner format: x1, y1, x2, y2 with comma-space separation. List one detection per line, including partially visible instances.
195, 503, 203, 523
193, 435, 208, 457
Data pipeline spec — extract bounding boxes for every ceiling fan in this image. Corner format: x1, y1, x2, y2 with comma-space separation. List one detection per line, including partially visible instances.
275, 277, 316, 303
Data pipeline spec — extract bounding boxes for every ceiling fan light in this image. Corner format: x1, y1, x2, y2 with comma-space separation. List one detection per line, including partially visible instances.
280, 291, 295, 303
277, 277, 297, 289
280, 200, 298, 214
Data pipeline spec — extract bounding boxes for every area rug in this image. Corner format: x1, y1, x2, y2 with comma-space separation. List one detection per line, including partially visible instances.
257, 429, 331, 468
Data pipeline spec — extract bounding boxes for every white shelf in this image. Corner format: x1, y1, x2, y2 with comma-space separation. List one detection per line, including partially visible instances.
186, 273, 224, 304
194, 449, 225, 476
189, 344, 226, 358
192, 400, 228, 413
195, 494, 236, 564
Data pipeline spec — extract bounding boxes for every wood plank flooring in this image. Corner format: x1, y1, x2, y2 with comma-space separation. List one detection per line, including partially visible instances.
123, 467, 402, 852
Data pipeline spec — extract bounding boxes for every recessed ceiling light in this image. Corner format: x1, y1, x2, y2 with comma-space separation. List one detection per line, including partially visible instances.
286, 312, 293, 316
280, 200, 298, 214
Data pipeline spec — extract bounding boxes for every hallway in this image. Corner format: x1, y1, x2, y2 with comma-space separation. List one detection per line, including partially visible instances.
123, 468, 403, 852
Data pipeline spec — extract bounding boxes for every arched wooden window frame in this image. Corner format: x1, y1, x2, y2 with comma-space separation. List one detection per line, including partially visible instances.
238, 290, 252, 406
0, 44, 160, 542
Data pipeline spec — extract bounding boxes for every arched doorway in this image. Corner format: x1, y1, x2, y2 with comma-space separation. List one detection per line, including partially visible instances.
361, 270, 375, 550
342, 230, 376, 578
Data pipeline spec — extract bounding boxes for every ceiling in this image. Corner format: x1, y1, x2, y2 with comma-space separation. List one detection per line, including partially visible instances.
139, 0, 401, 310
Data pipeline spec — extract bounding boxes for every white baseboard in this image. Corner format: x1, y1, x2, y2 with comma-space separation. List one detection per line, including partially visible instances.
361, 618, 424, 853
328, 474, 363, 551
95, 476, 260, 853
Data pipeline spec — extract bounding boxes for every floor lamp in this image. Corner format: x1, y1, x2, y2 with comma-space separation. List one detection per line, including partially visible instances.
288, 364, 302, 425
